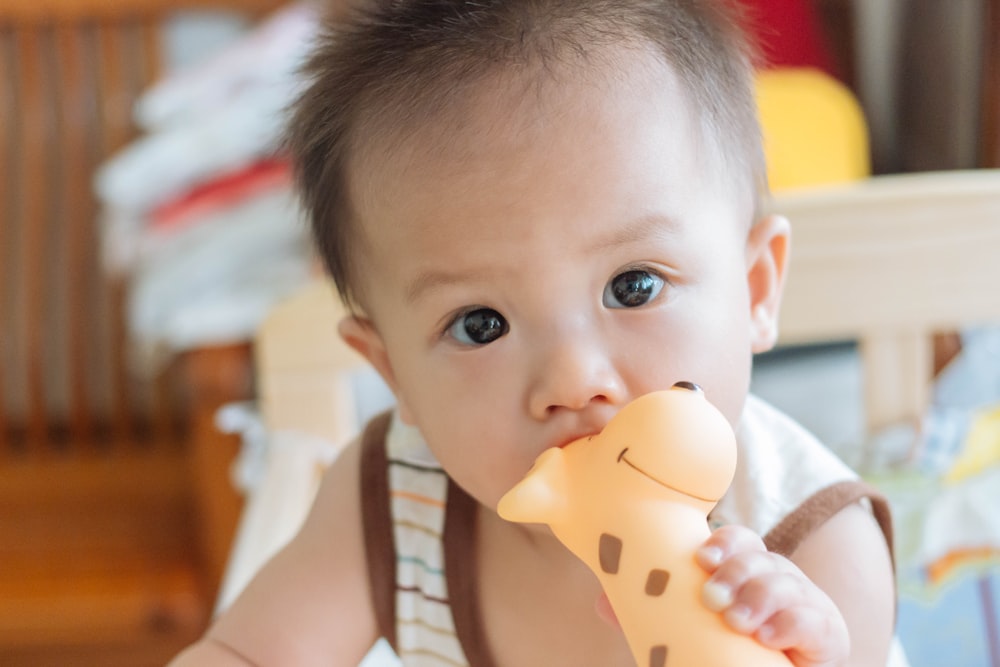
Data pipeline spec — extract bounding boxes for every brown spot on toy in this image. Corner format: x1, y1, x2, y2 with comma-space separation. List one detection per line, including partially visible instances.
599, 533, 622, 574
650, 644, 668, 666
645, 569, 670, 596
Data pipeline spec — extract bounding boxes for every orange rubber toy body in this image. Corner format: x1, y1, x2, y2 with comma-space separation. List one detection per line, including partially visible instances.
498, 385, 793, 667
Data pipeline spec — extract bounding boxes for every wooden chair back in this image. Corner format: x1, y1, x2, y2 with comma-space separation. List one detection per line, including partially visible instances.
0, 0, 280, 458
0, 1, 282, 662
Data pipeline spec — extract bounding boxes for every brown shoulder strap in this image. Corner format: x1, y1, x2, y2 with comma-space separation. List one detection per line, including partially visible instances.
443, 479, 498, 667
763, 479, 895, 566
359, 411, 397, 650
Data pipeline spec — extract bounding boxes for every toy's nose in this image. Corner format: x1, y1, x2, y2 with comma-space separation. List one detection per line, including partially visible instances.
672, 380, 703, 394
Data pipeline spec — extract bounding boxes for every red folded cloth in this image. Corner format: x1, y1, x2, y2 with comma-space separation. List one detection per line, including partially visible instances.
150, 158, 292, 233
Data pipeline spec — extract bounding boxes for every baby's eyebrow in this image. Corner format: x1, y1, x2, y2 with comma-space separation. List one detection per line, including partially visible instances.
404, 214, 676, 303
405, 267, 471, 304
584, 214, 678, 254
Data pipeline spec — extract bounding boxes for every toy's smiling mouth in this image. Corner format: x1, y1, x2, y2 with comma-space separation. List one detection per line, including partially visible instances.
617, 447, 716, 503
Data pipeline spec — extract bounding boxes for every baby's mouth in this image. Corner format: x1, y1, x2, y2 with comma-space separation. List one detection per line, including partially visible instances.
555, 433, 595, 449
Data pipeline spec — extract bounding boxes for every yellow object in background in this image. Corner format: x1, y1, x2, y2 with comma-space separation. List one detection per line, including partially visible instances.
944, 406, 1000, 484
756, 68, 871, 192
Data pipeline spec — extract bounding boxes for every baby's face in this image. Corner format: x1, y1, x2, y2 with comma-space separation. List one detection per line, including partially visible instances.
344, 49, 781, 509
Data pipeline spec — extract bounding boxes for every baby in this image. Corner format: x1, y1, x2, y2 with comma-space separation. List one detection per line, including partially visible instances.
171, 1, 905, 665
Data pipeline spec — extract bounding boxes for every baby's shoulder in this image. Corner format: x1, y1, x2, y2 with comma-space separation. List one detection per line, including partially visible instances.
202, 435, 379, 664
713, 395, 859, 536
736, 394, 852, 471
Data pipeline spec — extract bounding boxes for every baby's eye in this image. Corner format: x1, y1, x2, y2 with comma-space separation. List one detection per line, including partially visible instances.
603, 269, 664, 308
447, 308, 509, 346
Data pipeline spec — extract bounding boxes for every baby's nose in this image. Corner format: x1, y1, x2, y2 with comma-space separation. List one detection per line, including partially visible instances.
527, 333, 626, 419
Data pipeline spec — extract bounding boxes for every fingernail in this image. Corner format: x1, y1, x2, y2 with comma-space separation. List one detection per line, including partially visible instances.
697, 545, 723, 567
757, 624, 774, 643
702, 580, 734, 611
725, 604, 753, 631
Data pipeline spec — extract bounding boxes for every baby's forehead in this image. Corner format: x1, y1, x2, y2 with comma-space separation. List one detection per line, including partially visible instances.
349, 44, 708, 196
346, 52, 752, 269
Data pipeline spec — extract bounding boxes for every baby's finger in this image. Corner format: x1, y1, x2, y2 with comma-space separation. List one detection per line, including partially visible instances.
757, 606, 849, 667
695, 524, 766, 572
701, 550, 799, 617
719, 570, 809, 634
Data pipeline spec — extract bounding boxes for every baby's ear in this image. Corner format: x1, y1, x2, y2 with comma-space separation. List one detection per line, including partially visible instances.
338, 315, 415, 424
746, 214, 791, 353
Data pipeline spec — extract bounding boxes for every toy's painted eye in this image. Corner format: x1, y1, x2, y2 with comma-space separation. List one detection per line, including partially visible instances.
672, 381, 702, 393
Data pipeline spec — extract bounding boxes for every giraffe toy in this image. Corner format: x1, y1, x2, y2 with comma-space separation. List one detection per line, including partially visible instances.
497, 383, 793, 667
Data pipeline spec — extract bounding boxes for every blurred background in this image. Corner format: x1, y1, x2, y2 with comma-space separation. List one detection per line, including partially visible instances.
0, 0, 998, 665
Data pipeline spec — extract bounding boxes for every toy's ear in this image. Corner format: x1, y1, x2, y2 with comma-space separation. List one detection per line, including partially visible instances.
497, 448, 568, 525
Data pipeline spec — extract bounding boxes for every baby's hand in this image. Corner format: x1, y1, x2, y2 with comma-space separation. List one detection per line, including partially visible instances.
697, 525, 849, 667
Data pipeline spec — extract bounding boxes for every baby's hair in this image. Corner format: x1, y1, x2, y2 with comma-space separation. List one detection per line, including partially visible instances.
286, 0, 765, 309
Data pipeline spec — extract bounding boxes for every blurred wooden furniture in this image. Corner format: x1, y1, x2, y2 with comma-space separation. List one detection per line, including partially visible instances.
0, 1, 279, 664
254, 283, 366, 447
775, 169, 1000, 438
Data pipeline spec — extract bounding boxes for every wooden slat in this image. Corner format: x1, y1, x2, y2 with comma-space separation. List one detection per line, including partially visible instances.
81, 24, 113, 449
0, 30, 11, 455
38, 27, 72, 449
56, 24, 97, 447
16, 26, 51, 453
134, 16, 183, 447
0, 0, 284, 23
859, 331, 933, 436
98, 21, 136, 448
775, 170, 1000, 344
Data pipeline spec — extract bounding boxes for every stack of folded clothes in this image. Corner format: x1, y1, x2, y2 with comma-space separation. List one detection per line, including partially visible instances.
94, 2, 321, 374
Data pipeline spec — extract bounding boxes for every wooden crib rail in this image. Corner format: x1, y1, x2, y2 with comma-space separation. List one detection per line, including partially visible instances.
774, 169, 1000, 433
